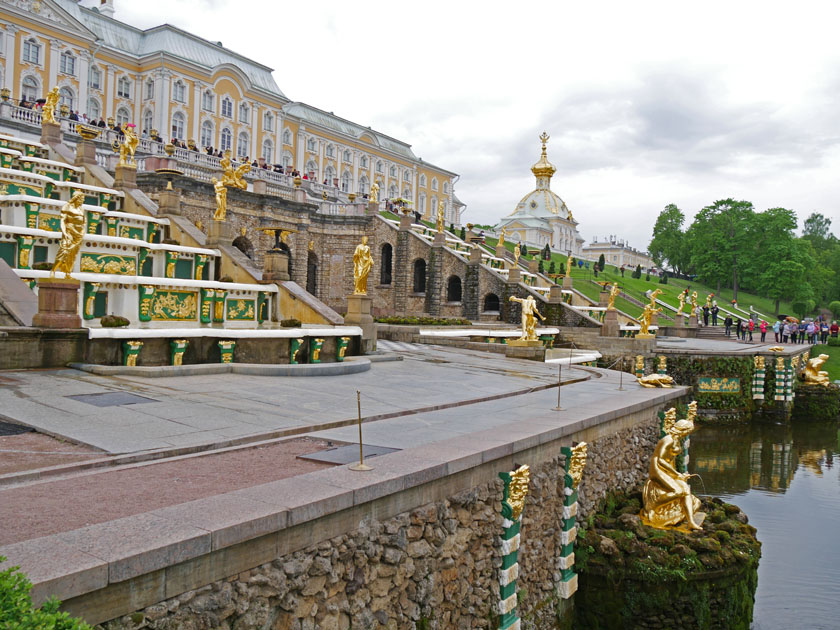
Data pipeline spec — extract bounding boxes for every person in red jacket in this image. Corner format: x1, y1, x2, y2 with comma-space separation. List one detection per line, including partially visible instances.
747, 319, 754, 342
759, 320, 767, 342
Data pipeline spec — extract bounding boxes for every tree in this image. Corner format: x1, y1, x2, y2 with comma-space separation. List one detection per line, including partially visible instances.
543, 243, 551, 260
558, 263, 565, 276
459, 226, 466, 240
549, 260, 556, 275
449, 222, 455, 233
538, 259, 544, 273
633, 264, 642, 279
648, 204, 688, 274
802, 212, 836, 250
598, 253, 606, 271
829, 300, 840, 318
521, 243, 528, 257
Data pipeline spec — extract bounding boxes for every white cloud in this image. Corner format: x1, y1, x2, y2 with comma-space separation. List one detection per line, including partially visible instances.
109, 0, 840, 247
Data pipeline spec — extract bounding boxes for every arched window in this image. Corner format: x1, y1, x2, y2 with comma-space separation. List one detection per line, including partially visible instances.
282, 150, 293, 168
263, 111, 273, 131
306, 160, 318, 179
59, 87, 74, 111
239, 102, 249, 123
483, 293, 500, 312
117, 76, 130, 98
59, 51, 75, 76
89, 66, 102, 90
326, 144, 335, 158
402, 187, 411, 199
172, 80, 186, 103
418, 193, 426, 214
200, 120, 213, 147
443, 181, 449, 193
343, 149, 351, 162
23, 38, 41, 64
324, 165, 335, 184
143, 109, 153, 134
388, 184, 397, 199
306, 137, 316, 151
358, 175, 369, 194
413, 259, 426, 293
220, 127, 232, 152
221, 97, 233, 118
389, 165, 396, 177
115, 107, 130, 127
282, 129, 292, 145
375, 160, 383, 174
88, 98, 101, 120
431, 177, 439, 191
431, 196, 438, 215
21, 76, 39, 101
446, 276, 462, 303
262, 138, 273, 162
404, 169, 411, 180
380, 243, 393, 285
341, 170, 351, 192
360, 156, 368, 169
419, 174, 427, 187
202, 90, 214, 111
236, 131, 249, 159
145, 79, 154, 100
171, 112, 185, 139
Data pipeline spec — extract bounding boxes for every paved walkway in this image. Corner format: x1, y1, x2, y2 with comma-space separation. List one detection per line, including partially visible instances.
658, 337, 811, 354
0, 345, 567, 455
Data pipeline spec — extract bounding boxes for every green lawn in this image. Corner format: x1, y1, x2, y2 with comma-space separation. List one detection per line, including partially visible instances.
813, 345, 840, 381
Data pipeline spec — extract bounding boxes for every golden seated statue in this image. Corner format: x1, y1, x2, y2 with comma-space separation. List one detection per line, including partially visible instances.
803, 354, 831, 386
637, 374, 674, 388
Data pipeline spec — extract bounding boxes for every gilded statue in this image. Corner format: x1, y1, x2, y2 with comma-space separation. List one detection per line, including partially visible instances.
638, 304, 661, 335
42, 86, 60, 125
566, 442, 588, 490
211, 177, 227, 221
641, 406, 705, 530
802, 354, 831, 386
50, 192, 86, 278
118, 124, 139, 167
509, 294, 545, 341
352, 235, 373, 295
637, 373, 674, 388
436, 200, 445, 233
566, 252, 573, 277
754, 355, 765, 370
690, 291, 698, 311
369, 181, 380, 204
676, 291, 686, 316
706, 294, 713, 308
607, 282, 620, 311
498, 226, 506, 247
514, 242, 521, 266
505, 464, 530, 521
648, 288, 662, 310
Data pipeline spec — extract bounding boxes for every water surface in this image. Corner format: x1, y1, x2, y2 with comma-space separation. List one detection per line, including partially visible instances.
689, 420, 840, 630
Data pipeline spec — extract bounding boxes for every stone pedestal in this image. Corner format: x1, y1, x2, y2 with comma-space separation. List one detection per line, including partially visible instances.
465, 230, 476, 243
650, 312, 659, 327
636, 332, 655, 339
433, 231, 446, 245
676, 313, 685, 327
399, 213, 413, 230
252, 179, 267, 195
40, 121, 61, 145
75, 138, 97, 167
495, 244, 507, 259
601, 308, 620, 337
345, 293, 376, 354
508, 268, 521, 284
562, 275, 573, 289
367, 201, 379, 215
158, 188, 181, 215
207, 220, 234, 247
528, 259, 539, 274
114, 164, 137, 190
688, 315, 698, 328
262, 250, 290, 282
505, 339, 546, 361
469, 246, 482, 263
549, 285, 564, 303
294, 188, 306, 203
598, 291, 609, 307
31, 278, 81, 328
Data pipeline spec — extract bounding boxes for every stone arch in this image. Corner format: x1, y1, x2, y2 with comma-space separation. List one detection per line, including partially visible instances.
483, 292, 500, 312
380, 243, 393, 285
232, 236, 254, 259
446, 275, 462, 303
413, 258, 426, 293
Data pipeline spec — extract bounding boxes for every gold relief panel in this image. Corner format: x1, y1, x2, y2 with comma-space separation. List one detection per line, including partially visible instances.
150, 290, 198, 321
226, 298, 255, 321
80, 252, 137, 276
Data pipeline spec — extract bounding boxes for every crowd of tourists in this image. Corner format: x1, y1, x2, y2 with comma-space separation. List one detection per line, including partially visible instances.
718, 312, 837, 345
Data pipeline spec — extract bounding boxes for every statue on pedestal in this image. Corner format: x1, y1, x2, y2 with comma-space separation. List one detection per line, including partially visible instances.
42, 86, 60, 125
211, 177, 227, 221
436, 200, 445, 233
690, 291, 699, 311
498, 226, 506, 247
607, 282, 620, 311
51, 192, 86, 278
641, 405, 705, 530
353, 236, 373, 295
369, 181, 380, 204
639, 303, 661, 335
118, 124, 139, 167
647, 288, 662, 309
566, 252, 573, 277
514, 242, 521, 266
509, 294, 545, 341
676, 291, 686, 316
803, 354, 831, 386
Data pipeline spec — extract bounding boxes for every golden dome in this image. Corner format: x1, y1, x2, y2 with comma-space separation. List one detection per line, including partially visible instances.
530, 131, 556, 180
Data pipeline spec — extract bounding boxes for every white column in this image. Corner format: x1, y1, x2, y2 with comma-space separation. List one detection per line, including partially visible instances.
412, 167, 418, 210
155, 70, 171, 136
352, 150, 359, 193
132, 73, 142, 127
296, 127, 305, 171
47, 39, 60, 88
3, 26, 17, 89
77, 51, 90, 116
105, 66, 115, 118
250, 103, 258, 160
275, 112, 283, 164
192, 82, 202, 141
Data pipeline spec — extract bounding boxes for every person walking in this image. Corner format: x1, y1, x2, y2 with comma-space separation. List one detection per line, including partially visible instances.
735, 319, 742, 341
821, 321, 829, 344
831, 321, 839, 338
773, 320, 781, 343
799, 321, 807, 344
760, 320, 767, 342
711, 304, 719, 326
724, 314, 733, 337
748, 318, 754, 342
702, 305, 710, 326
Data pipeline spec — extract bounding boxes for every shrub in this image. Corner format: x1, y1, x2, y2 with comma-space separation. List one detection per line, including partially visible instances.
32, 261, 53, 271
100, 315, 130, 327
645, 272, 650, 281
459, 226, 466, 240
558, 263, 565, 276
521, 244, 528, 257
828, 336, 840, 347
598, 253, 606, 270
829, 300, 840, 318
219, 275, 234, 283
543, 244, 551, 260
0, 556, 91, 629
280, 318, 301, 328
633, 264, 642, 279
549, 261, 556, 275
538, 259, 544, 273
659, 271, 669, 284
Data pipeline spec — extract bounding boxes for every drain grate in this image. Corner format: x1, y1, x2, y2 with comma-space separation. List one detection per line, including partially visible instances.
66, 392, 158, 407
298, 443, 400, 465
0, 421, 34, 436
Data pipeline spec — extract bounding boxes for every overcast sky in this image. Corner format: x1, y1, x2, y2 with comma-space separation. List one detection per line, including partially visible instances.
107, 0, 840, 250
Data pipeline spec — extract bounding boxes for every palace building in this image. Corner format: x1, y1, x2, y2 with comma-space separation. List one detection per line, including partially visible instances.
0, 0, 464, 224
581, 235, 653, 270
495, 133, 583, 256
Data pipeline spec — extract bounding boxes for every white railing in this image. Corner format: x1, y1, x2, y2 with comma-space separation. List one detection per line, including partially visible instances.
8, 104, 42, 126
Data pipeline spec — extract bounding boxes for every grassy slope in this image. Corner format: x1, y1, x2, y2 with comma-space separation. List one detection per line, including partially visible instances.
813, 345, 840, 381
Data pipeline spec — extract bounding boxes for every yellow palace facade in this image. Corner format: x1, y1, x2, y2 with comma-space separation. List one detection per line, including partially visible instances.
0, 0, 464, 223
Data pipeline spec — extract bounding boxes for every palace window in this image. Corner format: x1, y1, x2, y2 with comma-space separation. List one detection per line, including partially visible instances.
419, 174, 427, 187
239, 102, 249, 123
388, 184, 397, 199
59, 87, 74, 111
262, 138, 273, 162
324, 165, 335, 183
403, 187, 411, 199
172, 80, 186, 103
358, 175, 369, 194
375, 160, 383, 174
341, 171, 351, 192
88, 98, 101, 120
143, 109, 154, 134
22, 39, 40, 64
343, 149, 351, 162
326, 144, 335, 158
116, 107, 130, 127
89, 66, 101, 90
144, 79, 154, 100
443, 181, 449, 193
59, 51, 75, 76
360, 156, 368, 169
221, 97, 233, 118
202, 90, 214, 111
220, 127, 232, 152
117, 77, 130, 98
282, 150, 293, 168
200, 120, 213, 147
306, 160, 318, 178
306, 137, 316, 152
282, 129, 292, 145
171, 112, 185, 140
418, 194, 426, 213
22, 76, 39, 102
431, 177, 438, 191
404, 169, 411, 180
389, 165, 396, 177
263, 112, 273, 132
237, 131, 249, 159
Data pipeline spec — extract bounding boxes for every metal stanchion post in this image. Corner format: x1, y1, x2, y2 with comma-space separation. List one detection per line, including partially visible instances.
618, 356, 625, 391
553, 362, 563, 411
349, 390, 372, 471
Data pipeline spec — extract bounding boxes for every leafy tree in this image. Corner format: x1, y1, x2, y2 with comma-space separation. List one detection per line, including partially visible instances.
459, 226, 466, 240
802, 212, 836, 250
598, 253, 606, 271
829, 300, 840, 318
649, 204, 688, 274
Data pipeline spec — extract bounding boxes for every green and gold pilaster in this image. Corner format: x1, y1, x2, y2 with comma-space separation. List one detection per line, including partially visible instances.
138, 285, 155, 322
635, 355, 645, 379
86, 210, 102, 235
497, 464, 530, 630
99, 192, 112, 210
165, 252, 177, 278
787, 357, 796, 402
16, 236, 33, 269
82, 282, 101, 320
194, 254, 207, 280
774, 356, 785, 401
213, 289, 227, 323
558, 443, 588, 600
103, 215, 119, 237
200, 288, 214, 324
309, 338, 325, 363
657, 355, 667, 375
257, 292, 270, 323
146, 222, 159, 243
122, 341, 143, 366
24, 202, 39, 230
170, 339, 189, 366
336, 336, 351, 362
752, 356, 765, 400
290, 337, 306, 364
137, 247, 151, 274
0, 153, 14, 169
218, 340, 236, 364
